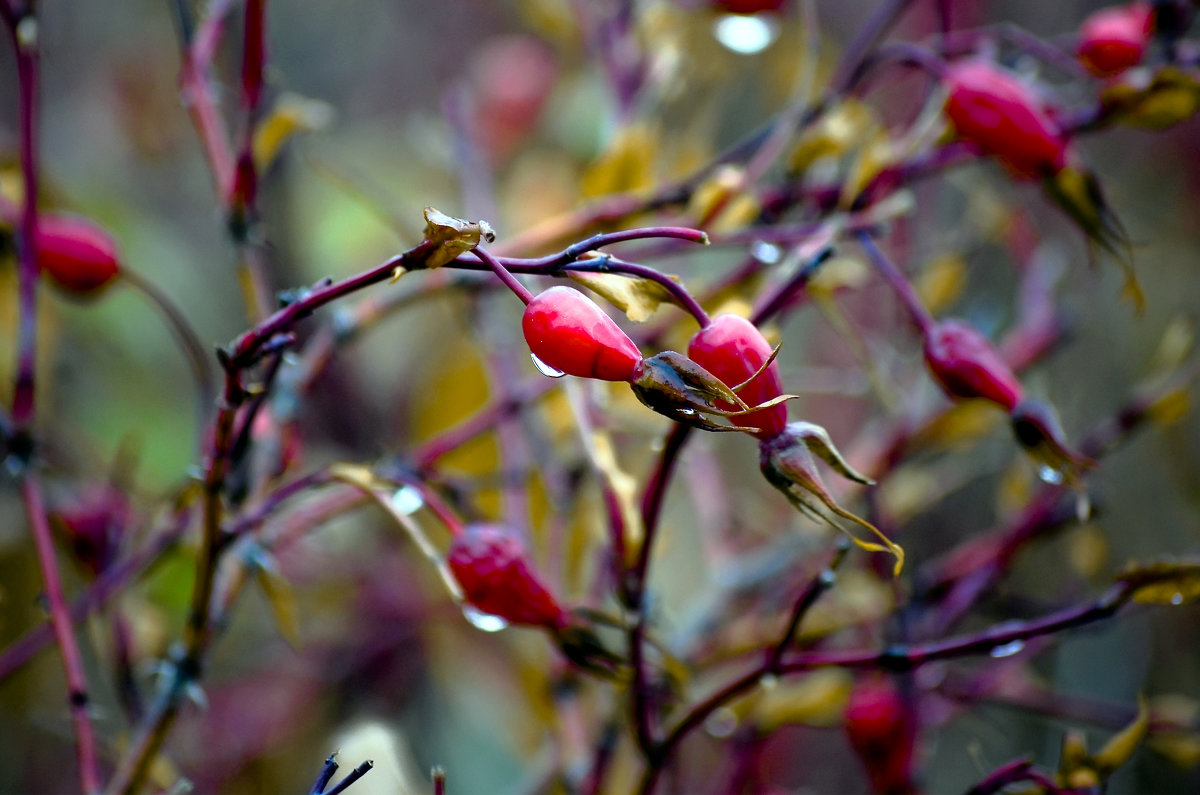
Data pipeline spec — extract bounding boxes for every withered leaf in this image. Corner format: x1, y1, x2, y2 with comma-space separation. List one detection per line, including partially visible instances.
421, 207, 496, 269
1117, 560, 1200, 605
568, 269, 682, 322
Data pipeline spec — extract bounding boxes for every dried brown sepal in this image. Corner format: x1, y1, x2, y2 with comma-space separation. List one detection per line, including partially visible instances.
418, 207, 496, 269
759, 428, 903, 576
1043, 166, 1144, 313
629, 351, 798, 432
1010, 399, 1095, 488
1116, 560, 1200, 605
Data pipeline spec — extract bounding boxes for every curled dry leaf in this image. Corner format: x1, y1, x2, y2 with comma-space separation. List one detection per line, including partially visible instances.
421, 207, 496, 269
568, 268, 682, 322
1116, 560, 1200, 605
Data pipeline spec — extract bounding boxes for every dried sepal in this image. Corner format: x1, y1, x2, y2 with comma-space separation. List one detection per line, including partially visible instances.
567, 268, 682, 322
419, 207, 496, 269
1099, 66, 1200, 130
1043, 165, 1144, 312
759, 427, 903, 576
630, 350, 798, 433
1009, 399, 1094, 488
1117, 560, 1200, 605
1057, 697, 1150, 788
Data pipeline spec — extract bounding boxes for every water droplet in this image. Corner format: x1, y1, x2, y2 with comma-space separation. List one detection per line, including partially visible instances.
463, 606, 508, 633
759, 674, 779, 691
1171, 593, 1185, 605
712, 14, 779, 55
704, 707, 739, 738
989, 640, 1026, 658
390, 485, 424, 515
751, 241, 783, 264
818, 569, 837, 587
530, 353, 565, 378
1075, 491, 1092, 522
1037, 465, 1064, 485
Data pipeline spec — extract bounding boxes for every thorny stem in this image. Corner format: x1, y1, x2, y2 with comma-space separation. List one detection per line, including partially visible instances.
4, 10, 103, 794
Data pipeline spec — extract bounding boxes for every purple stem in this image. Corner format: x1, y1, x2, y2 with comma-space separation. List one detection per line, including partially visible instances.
855, 230, 934, 336
472, 245, 534, 305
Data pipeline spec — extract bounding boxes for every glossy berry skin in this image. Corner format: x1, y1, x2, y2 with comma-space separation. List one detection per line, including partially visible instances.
924, 319, 1024, 411
522, 286, 643, 381
687, 314, 787, 439
943, 61, 1067, 179
844, 678, 917, 795
1078, 3, 1153, 77
447, 524, 569, 629
35, 214, 122, 295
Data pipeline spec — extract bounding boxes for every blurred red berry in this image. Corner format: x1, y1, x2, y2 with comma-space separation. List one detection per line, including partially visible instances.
844, 678, 917, 795
923, 319, 1024, 411
35, 214, 122, 296
52, 485, 132, 577
687, 313, 788, 439
943, 61, 1068, 178
1078, 3, 1153, 77
522, 286, 643, 381
712, 0, 788, 13
447, 524, 569, 629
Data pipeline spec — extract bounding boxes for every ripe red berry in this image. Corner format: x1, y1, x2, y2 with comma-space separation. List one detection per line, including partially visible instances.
687, 314, 787, 438
1078, 3, 1153, 77
844, 678, 917, 795
923, 319, 1024, 411
943, 61, 1067, 179
34, 214, 122, 296
521, 286, 643, 381
446, 524, 569, 629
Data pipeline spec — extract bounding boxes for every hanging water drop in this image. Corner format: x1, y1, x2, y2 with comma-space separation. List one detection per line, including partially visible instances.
751, 240, 783, 264
390, 485, 425, 515
713, 14, 779, 55
704, 707, 739, 738
530, 353, 566, 378
989, 639, 1026, 658
463, 605, 509, 632
1171, 593, 1185, 605
1037, 465, 1064, 485
1075, 491, 1092, 522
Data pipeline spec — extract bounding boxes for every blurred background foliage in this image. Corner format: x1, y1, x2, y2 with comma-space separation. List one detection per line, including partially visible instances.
1, 0, 1199, 793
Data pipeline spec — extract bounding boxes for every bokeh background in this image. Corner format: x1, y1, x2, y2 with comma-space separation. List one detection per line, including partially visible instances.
1, 1, 1199, 793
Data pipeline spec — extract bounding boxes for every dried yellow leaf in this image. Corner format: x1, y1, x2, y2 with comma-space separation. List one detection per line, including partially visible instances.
568, 269, 681, 322
420, 207, 496, 269
252, 93, 335, 171
1118, 560, 1200, 605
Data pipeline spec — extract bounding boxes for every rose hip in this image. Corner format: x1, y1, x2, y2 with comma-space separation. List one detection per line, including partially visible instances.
447, 524, 569, 629
687, 313, 788, 439
1078, 3, 1153, 77
923, 319, 1024, 411
521, 286, 643, 381
34, 214, 122, 296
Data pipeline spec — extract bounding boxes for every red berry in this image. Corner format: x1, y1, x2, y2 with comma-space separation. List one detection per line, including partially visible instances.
35, 214, 122, 295
924, 319, 1024, 410
1078, 3, 1153, 77
447, 524, 569, 629
712, 0, 788, 13
687, 314, 787, 439
844, 678, 917, 795
521, 286, 643, 381
943, 61, 1067, 179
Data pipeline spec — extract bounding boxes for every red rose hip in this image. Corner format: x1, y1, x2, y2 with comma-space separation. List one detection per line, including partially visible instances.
447, 524, 569, 629
1078, 3, 1153, 77
844, 678, 917, 795
923, 319, 1024, 411
34, 214, 122, 296
522, 286, 643, 381
943, 61, 1067, 178
687, 313, 787, 438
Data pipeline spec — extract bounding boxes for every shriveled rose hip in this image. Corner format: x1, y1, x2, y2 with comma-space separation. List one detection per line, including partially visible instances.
943, 61, 1067, 179
687, 313, 787, 439
447, 524, 569, 629
1078, 3, 1154, 77
521, 286, 643, 381
923, 319, 1024, 411
33, 214, 122, 296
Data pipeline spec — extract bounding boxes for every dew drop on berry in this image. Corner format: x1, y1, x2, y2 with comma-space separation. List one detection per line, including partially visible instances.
530, 353, 566, 378
989, 639, 1025, 658
462, 605, 509, 632
390, 485, 424, 515
712, 14, 778, 55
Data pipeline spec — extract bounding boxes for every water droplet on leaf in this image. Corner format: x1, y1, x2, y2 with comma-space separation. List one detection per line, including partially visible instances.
1171, 593, 1185, 605
463, 606, 509, 632
390, 485, 424, 515
989, 640, 1026, 658
530, 353, 566, 378
713, 14, 779, 55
